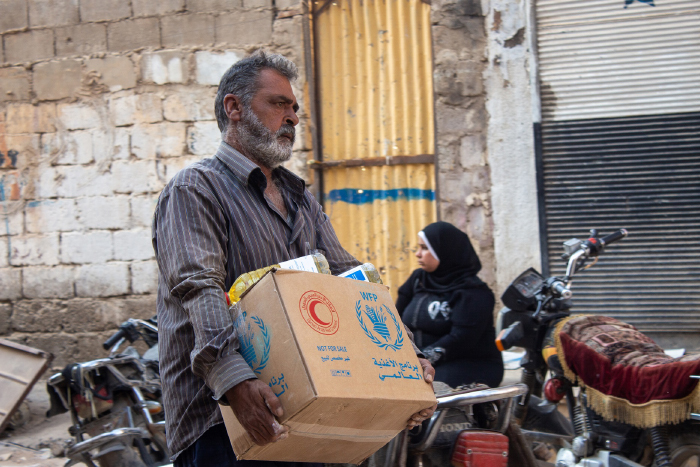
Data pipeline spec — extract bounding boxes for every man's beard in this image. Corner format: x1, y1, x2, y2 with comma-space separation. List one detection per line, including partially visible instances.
236, 108, 295, 169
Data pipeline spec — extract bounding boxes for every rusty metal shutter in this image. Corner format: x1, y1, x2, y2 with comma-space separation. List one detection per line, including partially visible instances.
535, 0, 700, 333
312, 0, 437, 297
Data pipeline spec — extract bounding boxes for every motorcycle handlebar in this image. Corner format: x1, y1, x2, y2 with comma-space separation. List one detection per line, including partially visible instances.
600, 229, 628, 247
551, 280, 572, 299
103, 329, 126, 350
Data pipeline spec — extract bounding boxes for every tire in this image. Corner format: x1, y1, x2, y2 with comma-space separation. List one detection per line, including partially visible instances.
666, 430, 700, 467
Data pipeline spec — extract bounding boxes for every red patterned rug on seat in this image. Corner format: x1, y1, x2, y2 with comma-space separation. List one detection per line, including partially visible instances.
554, 315, 700, 428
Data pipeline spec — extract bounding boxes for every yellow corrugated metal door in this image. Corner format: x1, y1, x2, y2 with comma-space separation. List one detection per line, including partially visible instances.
312, 0, 436, 298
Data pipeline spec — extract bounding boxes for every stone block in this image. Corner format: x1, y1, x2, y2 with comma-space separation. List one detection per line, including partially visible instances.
156, 154, 200, 183
34, 60, 82, 101
271, 15, 303, 55
244, 0, 272, 7
35, 166, 59, 199
194, 50, 241, 85
107, 127, 130, 160
141, 51, 187, 85
80, 0, 131, 22
89, 128, 120, 164
109, 93, 163, 127
114, 229, 154, 261
61, 230, 113, 264
112, 160, 164, 194
130, 195, 157, 227
108, 18, 160, 52
163, 87, 216, 122
76, 262, 130, 297
22, 265, 76, 299
55, 23, 107, 57
6, 103, 56, 134
131, 260, 157, 294
133, 0, 184, 16
131, 122, 187, 159
0, 0, 28, 33
0, 303, 10, 334
0, 67, 30, 102
41, 130, 95, 165
28, 0, 79, 28
274, 0, 298, 9
11, 234, 60, 266
0, 267, 22, 299
187, 121, 220, 155
187, 0, 242, 12
62, 298, 122, 332
118, 295, 157, 320
162, 13, 215, 48
1, 134, 39, 172
10, 299, 65, 332
460, 134, 485, 168
55, 165, 114, 198
86, 56, 136, 92
4, 29, 54, 63
111, 159, 163, 194
77, 196, 130, 229
57, 102, 102, 130
0, 209, 23, 236
26, 199, 80, 233
19, 332, 89, 368
216, 10, 273, 47
435, 100, 486, 135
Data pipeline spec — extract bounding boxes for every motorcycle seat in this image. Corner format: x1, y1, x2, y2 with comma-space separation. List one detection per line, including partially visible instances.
553, 314, 700, 428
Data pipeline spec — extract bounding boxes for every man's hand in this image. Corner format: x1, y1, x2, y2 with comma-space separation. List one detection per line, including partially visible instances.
406, 358, 437, 429
226, 379, 289, 445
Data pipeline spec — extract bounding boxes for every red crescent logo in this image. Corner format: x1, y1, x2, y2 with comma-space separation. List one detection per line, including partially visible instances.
299, 291, 339, 335
308, 300, 330, 326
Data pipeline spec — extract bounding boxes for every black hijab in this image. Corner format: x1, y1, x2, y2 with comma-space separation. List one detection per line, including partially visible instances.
417, 221, 487, 294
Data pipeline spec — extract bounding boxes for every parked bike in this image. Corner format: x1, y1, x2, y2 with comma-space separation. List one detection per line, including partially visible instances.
366, 381, 535, 467
496, 229, 700, 467
47, 317, 170, 467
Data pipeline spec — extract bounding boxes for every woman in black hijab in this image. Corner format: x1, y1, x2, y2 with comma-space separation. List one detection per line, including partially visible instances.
396, 221, 504, 388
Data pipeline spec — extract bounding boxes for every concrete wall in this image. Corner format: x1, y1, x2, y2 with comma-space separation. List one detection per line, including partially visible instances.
432, 0, 541, 298
431, 0, 497, 290
0, 0, 311, 366
483, 0, 542, 295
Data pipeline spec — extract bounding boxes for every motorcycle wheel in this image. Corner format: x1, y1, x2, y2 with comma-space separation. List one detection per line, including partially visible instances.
658, 430, 700, 467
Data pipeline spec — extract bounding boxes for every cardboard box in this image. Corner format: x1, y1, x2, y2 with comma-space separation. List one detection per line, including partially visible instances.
222, 269, 437, 464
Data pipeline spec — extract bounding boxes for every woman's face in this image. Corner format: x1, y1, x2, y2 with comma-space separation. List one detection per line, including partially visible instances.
415, 237, 440, 273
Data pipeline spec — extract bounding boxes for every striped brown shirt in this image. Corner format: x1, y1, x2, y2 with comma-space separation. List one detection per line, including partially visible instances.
152, 142, 360, 459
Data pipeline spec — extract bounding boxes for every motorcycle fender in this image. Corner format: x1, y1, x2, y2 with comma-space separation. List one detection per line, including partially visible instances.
451, 430, 509, 467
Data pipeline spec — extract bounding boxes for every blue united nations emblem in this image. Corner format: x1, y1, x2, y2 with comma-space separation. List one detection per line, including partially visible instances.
234, 310, 271, 375
355, 300, 404, 351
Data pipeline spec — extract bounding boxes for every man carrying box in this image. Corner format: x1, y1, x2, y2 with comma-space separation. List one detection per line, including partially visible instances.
152, 50, 437, 467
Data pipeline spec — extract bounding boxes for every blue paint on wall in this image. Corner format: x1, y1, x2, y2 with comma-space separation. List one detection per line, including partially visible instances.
327, 188, 435, 205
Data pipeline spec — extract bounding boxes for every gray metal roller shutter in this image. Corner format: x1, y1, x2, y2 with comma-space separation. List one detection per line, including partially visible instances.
535, 0, 700, 332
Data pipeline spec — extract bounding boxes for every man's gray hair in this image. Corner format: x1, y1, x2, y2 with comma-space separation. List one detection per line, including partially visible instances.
215, 50, 298, 133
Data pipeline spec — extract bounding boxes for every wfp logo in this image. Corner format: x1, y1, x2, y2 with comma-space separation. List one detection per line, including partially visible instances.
355, 294, 403, 351
234, 310, 271, 375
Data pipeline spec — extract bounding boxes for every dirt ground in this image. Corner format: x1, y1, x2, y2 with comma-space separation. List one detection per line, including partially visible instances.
0, 375, 73, 466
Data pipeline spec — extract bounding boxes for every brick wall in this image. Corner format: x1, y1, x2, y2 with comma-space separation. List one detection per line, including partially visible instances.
0, 0, 311, 366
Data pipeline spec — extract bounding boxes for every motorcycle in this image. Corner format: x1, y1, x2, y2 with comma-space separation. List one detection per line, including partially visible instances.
366, 381, 535, 467
46, 317, 170, 467
496, 229, 700, 467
